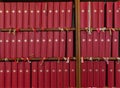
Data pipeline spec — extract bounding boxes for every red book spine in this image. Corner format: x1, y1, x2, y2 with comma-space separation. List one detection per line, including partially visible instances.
0, 2, 4, 28
5, 62, 11, 88
32, 62, 38, 88
29, 2, 35, 29
0, 62, 5, 88
18, 62, 24, 88
41, 2, 47, 29
47, 32, 53, 58
35, 32, 41, 58
0, 32, 5, 58
51, 61, 57, 88
17, 2, 23, 29
28, 32, 35, 58
11, 2, 17, 29
48, 2, 53, 28
23, 32, 29, 58
24, 62, 30, 88
99, 2, 104, 28
12, 62, 17, 88
23, 2, 29, 29
70, 61, 76, 87
53, 2, 60, 28
115, 61, 120, 87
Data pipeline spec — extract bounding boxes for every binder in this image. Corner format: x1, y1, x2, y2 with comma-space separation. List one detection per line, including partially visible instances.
51, 61, 57, 88
70, 61, 76, 87
24, 62, 30, 88
32, 62, 38, 88
115, 61, 120, 87
0, 62, 5, 88
47, 32, 53, 58
23, 2, 29, 29
18, 62, 24, 88
53, 32, 60, 58
23, 32, 29, 58
12, 62, 17, 88
28, 32, 35, 58
5, 3, 11, 28
53, 2, 60, 28
29, 2, 35, 29
16, 32, 22, 58
48, 2, 53, 28
41, 2, 47, 29
17, 2, 23, 29
45, 61, 51, 87
11, 2, 17, 29
5, 62, 11, 88
0, 32, 5, 58
35, 32, 41, 58
0, 2, 4, 28
108, 61, 115, 87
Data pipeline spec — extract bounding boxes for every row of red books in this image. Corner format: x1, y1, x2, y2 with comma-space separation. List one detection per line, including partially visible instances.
0, 31, 74, 59
81, 60, 120, 87
0, 60, 76, 88
80, 30, 119, 58
80, 1, 120, 28
0, 1, 73, 29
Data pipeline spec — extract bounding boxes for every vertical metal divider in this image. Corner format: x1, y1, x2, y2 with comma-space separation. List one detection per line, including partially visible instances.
75, 0, 81, 87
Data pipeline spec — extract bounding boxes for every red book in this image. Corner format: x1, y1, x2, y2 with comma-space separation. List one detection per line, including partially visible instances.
99, 61, 106, 87
67, 31, 73, 58
23, 2, 29, 29
35, 3, 41, 29
93, 31, 99, 58
115, 61, 120, 87
106, 2, 113, 28
12, 62, 17, 88
29, 2, 35, 29
11, 34, 17, 60
66, 1, 72, 28
48, 2, 53, 28
63, 61, 69, 87
80, 31, 87, 58
51, 61, 57, 88
5, 32, 11, 59
57, 61, 63, 88
16, 32, 22, 58
105, 31, 111, 58
99, 2, 105, 28
108, 61, 115, 87
11, 2, 17, 29
47, 32, 53, 58
112, 31, 119, 58
0, 32, 5, 58
18, 62, 24, 88
0, 62, 5, 88
45, 61, 50, 87
23, 32, 29, 58
24, 62, 30, 88
70, 61, 76, 87
41, 2, 47, 29
93, 61, 99, 87
0, 2, 4, 29
28, 32, 35, 58
91, 2, 99, 28
87, 61, 93, 87
41, 32, 47, 58
5, 62, 11, 88
60, 2, 66, 28
99, 31, 105, 57
60, 31, 66, 58
32, 62, 38, 88
81, 61, 87, 87
53, 2, 60, 28
35, 32, 41, 58
53, 32, 60, 58
17, 2, 23, 29
38, 61, 44, 88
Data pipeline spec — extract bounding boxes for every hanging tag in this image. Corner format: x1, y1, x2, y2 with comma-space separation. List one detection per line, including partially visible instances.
89, 57, 92, 61
66, 57, 70, 63
81, 57, 84, 63
26, 58, 31, 63
40, 57, 46, 65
